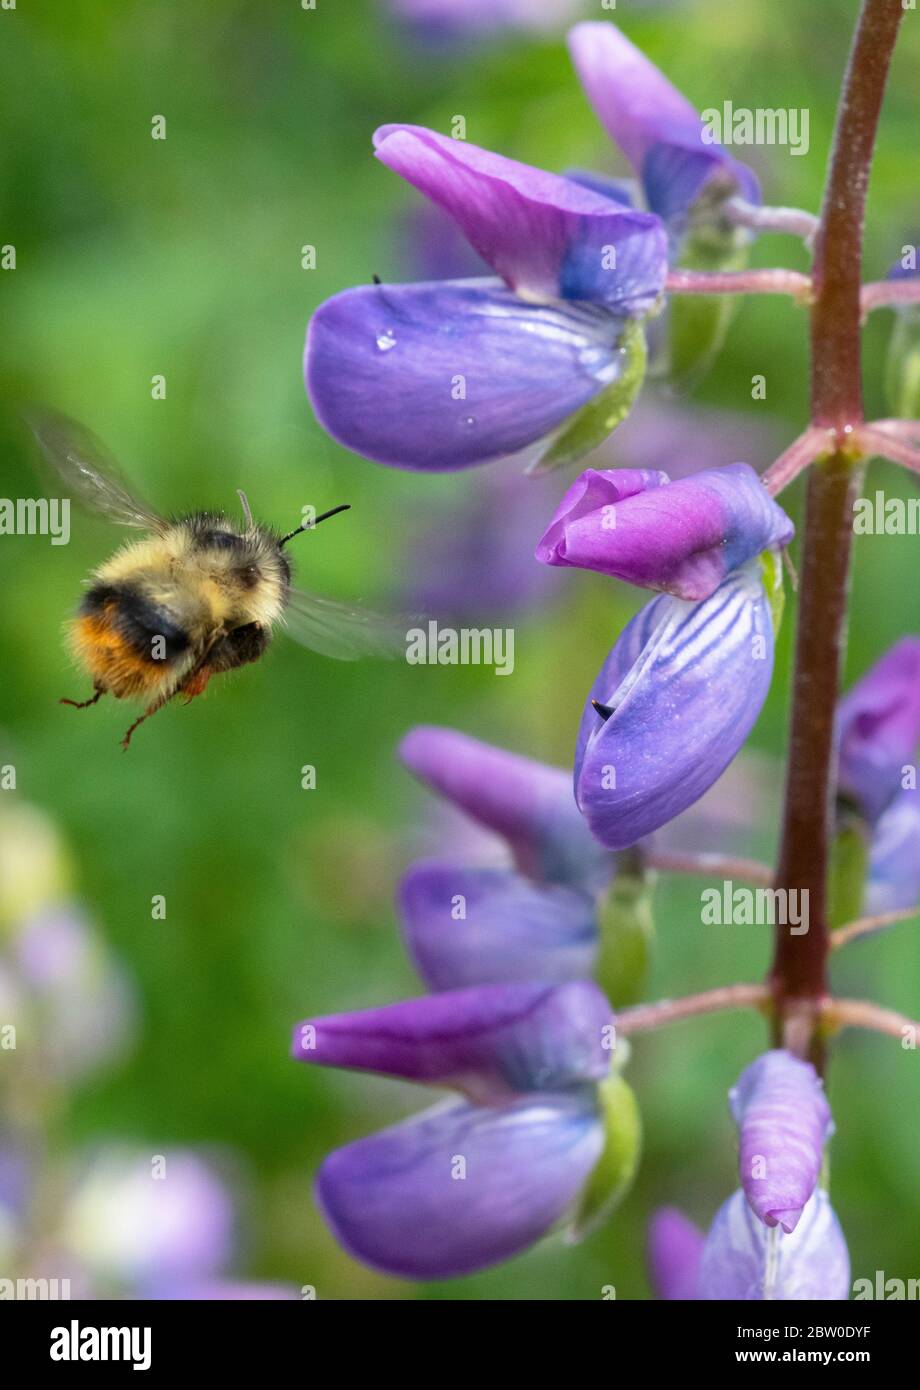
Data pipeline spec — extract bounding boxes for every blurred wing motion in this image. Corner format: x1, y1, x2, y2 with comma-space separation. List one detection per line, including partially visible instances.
283, 585, 412, 662
27, 406, 168, 533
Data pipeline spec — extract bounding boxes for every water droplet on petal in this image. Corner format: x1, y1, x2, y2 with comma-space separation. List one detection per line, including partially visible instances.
376, 329, 397, 352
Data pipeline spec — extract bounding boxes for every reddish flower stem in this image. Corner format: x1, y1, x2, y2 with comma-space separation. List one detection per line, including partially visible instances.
617, 984, 770, 1036
862, 279, 920, 314
770, 0, 905, 1067
665, 267, 811, 299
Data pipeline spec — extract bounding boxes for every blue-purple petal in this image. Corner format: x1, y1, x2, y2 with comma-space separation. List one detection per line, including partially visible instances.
575, 563, 775, 849
373, 124, 667, 312
292, 981, 613, 1103
316, 1089, 604, 1279
399, 724, 609, 888
537, 463, 793, 600
306, 278, 633, 471
399, 861, 598, 991
700, 1189, 850, 1300
730, 1050, 832, 1233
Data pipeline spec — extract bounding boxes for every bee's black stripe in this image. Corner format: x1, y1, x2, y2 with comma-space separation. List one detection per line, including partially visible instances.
81, 583, 191, 663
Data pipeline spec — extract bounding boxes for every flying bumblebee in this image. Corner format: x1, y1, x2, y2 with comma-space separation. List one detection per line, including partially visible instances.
30, 409, 407, 749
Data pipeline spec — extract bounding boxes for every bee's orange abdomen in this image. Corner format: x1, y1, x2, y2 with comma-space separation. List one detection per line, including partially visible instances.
70, 604, 174, 701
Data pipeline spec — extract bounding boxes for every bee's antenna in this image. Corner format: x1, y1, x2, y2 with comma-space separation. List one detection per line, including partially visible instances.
237, 489, 254, 529
279, 503, 350, 548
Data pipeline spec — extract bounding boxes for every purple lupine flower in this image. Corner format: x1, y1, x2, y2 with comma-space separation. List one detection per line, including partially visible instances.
306, 126, 668, 472
647, 1207, 705, 1300
567, 21, 759, 244
399, 861, 597, 991
836, 638, 920, 823
575, 561, 776, 849
293, 982, 614, 1278
865, 787, 920, 914
699, 1188, 850, 1300
399, 724, 608, 888
536, 463, 793, 600
730, 1050, 832, 1233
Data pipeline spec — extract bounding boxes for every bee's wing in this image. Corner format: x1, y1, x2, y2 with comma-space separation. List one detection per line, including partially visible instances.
27, 407, 168, 533
282, 585, 412, 662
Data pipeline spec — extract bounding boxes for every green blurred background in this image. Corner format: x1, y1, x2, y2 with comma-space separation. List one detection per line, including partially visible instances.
0, 0, 918, 1299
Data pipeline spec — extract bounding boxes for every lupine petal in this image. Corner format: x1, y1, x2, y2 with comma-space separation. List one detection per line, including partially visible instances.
575, 562, 775, 849
292, 981, 613, 1103
316, 1088, 604, 1279
730, 1050, 832, 1233
700, 1189, 850, 1300
648, 1207, 704, 1300
567, 22, 759, 225
373, 124, 667, 312
536, 463, 793, 599
399, 724, 608, 887
306, 278, 635, 471
399, 860, 598, 990
837, 638, 920, 822
865, 787, 920, 914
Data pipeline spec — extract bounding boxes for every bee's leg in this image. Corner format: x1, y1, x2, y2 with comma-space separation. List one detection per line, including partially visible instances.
120, 691, 175, 752
61, 686, 105, 710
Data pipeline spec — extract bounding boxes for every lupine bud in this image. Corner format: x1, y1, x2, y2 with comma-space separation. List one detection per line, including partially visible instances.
730, 1050, 832, 1233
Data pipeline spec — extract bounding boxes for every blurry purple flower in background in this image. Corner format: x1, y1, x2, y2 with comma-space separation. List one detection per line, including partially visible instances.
597, 394, 783, 480
395, 461, 566, 625
10, 906, 135, 1083
388, 0, 585, 45
57, 1147, 298, 1300
0, 802, 134, 1085
647, 1206, 704, 1300
293, 981, 614, 1278
60, 1149, 235, 1291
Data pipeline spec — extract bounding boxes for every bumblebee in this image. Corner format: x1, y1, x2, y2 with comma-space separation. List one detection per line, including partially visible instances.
30, 410, 405, 748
